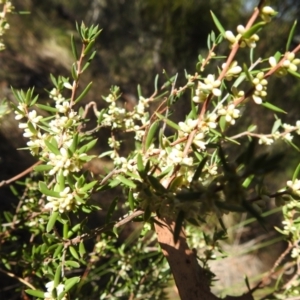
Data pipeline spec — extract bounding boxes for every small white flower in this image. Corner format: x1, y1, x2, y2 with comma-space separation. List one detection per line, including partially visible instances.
224, 31, 236, 43
63, 81, 73, 90
258, 136, 273, 145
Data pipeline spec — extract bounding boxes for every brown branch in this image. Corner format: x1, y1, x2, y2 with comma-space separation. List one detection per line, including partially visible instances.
0, 161, 41, 188
154, 217, 254, 300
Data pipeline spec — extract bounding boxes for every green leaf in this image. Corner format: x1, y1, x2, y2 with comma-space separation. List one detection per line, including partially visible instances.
116, 175, 136, 189
155, 112, 180, 130
286, 20, 297, 51
128, 190, 134, 210
50, 73, 58, 87
192, 156, 208, 182
271, 118, 282, 133
261, 102, 286, 114
54, 265, 62, 288
136, 153, 146, 178
65, 260, 80, 268
39, 182, 60, 198
219, 116, 226, 132
241, 22, 265, 39
154, 74, 159, 92
243, 63, 253, 82
80, 180, 97, 192
242, 174, 254, 188
71, 63, 78, 80
67, 223, 81, 238
174, 210, 184, 244
63, 222, 69, 239
53, 244, 64, 258
71, 34, 79, 60
288, 68, 300, 79
69, 133, 79, 154
210, 11, 225, 35
75, 82, 93, 104
292, 163, 300, 181
146, 120, 160, 150
82, 51, 97, 72
34, 164, 53, 172
44, 140, 61, 155
57, 170, 65, 191
69, 246, 80, 260
47, 212, 59, 233
78, 138, 98, 153
84, 40, 95, 56
27, 121, 37, 135
169, 176, 184, 192
25, 289, 45, 298
63, 276, 80, 294
79, 241, 86, 258
148, 175, 167, 193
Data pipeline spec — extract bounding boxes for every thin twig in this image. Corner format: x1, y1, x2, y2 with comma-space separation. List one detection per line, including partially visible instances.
0, 161, 41, 188
0, 268, 36, 290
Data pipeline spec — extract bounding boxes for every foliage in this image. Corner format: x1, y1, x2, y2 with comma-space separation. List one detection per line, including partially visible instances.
1, 1, 300, 300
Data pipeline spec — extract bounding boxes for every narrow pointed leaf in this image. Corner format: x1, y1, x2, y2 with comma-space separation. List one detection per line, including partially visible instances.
47, 212, 59, 233
174, 210, 184, 244
75, 82, 93, 104
292, 163, 300, 181
71, 34, 79, 60
69, 246, 79, 260
116, 175, 136, 188
210, 11, 225, 35
54, 265, 62, 288
261, 102, 286, 114
25, 290, 45, 298
146, 120, 160, 150
286, 20, 297, 51
242, 22, 265, 39
128, 190, 134, 210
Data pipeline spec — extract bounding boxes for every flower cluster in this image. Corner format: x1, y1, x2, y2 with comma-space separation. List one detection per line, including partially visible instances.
0, 1, 14, 50
193, 74, 221, 103
222, 61, 242, 81
252, 72, 268, 104
260, 6, 277, 23
44, 281, 67, 300
45, 187, 75, 213
269, 52, 300, 77
225, 25, 259, 49
102, 92, 150, 142
287, 179, 300, 198
217, 103, 240, 125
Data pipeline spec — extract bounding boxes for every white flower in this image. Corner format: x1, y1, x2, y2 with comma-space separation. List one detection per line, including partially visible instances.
295, 120, 300, 134
63, 81, 73, 90
287, 179, 300, 197
269, 56, 277, 67
44, 281, 67, 300
222, 61, 242, 81
56, 101, 70, 113
252, 72, 267, 104
261, 6, 277, 22
224, 30, 237, 43
28, 110, 42, 124
258, 136, 274, 145
217, 103, 240, 125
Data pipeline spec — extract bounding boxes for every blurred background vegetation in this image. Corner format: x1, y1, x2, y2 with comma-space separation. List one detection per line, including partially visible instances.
1, 0, 300, 299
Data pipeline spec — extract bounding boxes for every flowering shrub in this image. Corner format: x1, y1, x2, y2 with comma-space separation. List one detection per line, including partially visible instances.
1, 1, 300, 300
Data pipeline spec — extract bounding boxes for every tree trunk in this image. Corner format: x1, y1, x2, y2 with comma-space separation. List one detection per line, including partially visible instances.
154, 217, 254, 300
